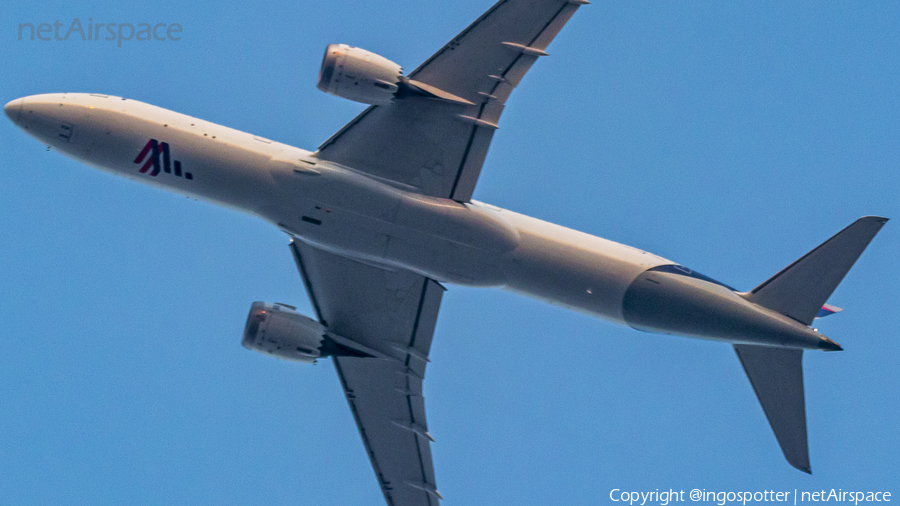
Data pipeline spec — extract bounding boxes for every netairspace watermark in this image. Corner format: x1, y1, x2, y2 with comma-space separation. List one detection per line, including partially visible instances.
17, 18, 182, 47
609, 488, 892, 506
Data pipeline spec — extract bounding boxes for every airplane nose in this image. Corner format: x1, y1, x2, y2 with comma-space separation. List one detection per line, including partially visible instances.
4, 98, 23, 125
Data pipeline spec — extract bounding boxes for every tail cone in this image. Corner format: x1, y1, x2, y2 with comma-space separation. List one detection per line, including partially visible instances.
817, 337, 843, 351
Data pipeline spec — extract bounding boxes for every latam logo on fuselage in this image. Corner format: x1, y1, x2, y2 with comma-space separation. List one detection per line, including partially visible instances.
133, 139, 192, 179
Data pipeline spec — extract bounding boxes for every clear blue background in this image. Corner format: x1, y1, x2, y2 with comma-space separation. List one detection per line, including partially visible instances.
1, 1, 897, 504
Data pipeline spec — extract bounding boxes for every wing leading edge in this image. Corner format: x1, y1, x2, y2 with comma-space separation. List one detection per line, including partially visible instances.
290, 240, 445, 506
316, 0, 587, 202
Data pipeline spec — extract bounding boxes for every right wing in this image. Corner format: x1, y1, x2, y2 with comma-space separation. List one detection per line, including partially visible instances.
290, 239, 446, 506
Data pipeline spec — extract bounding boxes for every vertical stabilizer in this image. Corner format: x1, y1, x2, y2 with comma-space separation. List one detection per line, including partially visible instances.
734, 344, 810, 473
744, 216, 887, 325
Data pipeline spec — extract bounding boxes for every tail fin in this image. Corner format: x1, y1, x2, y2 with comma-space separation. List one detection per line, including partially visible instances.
744, 216, 888, 325
734, 344, 810, 473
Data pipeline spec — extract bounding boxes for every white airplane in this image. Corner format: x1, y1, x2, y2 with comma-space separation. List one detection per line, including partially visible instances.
4, 0, 887, 503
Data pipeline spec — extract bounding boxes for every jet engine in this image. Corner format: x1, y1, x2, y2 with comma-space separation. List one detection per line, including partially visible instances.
316, 44, 403, 105
241, 302, 326, 363
241, 301, 377, 363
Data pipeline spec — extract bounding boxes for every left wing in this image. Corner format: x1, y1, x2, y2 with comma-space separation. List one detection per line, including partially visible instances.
316, 0, 587, 202
290, 239, 446, 506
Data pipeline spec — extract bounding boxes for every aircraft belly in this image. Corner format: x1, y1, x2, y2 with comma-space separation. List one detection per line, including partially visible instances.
280, 210, 512, 287
382, 233, 507, 286
270, 175, 517, 286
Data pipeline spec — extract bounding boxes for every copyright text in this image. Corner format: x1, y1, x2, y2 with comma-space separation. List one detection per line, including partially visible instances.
609, 488, 891, 505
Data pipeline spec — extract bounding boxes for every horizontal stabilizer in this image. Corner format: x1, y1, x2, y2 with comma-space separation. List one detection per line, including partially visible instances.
745, 216, 888, 325
734, 344, 810, 473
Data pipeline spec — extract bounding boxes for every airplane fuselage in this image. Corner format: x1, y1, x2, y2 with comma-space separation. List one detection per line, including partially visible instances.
5, 93, 835, 351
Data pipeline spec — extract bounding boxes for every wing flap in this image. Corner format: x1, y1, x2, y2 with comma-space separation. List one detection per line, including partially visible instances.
449, 101, 504, 201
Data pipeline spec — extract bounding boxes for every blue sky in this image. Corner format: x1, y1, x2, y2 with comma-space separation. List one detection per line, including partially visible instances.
1, 1, 898, 505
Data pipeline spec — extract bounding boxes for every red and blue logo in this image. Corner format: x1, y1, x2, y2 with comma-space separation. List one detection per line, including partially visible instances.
133, 139, 192, 179
815, 304, 843, 318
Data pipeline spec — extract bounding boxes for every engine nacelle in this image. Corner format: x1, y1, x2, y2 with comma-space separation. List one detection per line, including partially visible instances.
317, 44, 402, 105
241, 302, 325, 363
